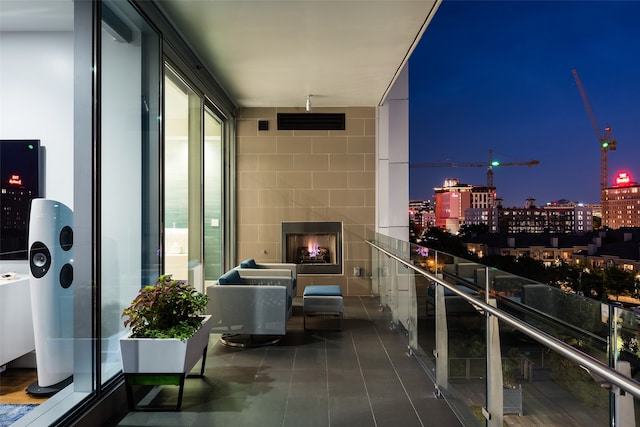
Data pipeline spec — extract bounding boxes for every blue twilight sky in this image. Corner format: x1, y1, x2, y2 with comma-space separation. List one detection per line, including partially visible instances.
409, 0, 640, 207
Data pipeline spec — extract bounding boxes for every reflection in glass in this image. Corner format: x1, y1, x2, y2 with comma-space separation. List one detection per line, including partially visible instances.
163, 68, 207, 292
164, 71, 192, 282
100, 1, 160, 382
204, 109, 223, 280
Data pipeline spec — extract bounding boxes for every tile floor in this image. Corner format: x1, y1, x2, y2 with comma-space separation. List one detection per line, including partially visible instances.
111, 296, 462, 427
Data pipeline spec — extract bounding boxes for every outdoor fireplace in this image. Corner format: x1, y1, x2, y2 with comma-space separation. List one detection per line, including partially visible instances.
282, 222, 342, 274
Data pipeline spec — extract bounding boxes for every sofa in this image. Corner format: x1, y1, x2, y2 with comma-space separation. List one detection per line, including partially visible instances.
235, 258, 298, 296
206, 261, 297, 341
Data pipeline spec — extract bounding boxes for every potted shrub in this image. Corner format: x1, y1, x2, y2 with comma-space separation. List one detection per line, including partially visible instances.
119, 274, 213, 375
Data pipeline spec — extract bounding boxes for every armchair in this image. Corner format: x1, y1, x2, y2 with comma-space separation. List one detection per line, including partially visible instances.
237, 258, 298, 296
205, 269, 294, 346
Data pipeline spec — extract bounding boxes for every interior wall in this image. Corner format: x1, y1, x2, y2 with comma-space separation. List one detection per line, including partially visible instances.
0, 32, 74, 209
0, 31, 74, 274
236, 107, 375, 295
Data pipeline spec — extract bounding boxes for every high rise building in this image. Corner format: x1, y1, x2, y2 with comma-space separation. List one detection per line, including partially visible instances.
604, 171, 640, 229
434, 179, 471, 233
495, 199, 593, 234
433, 179, 495, 233
409, 200, 435, 230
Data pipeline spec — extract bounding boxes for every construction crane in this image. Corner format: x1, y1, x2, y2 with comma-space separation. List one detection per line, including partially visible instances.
410, 149, 540, 188
571, 69, 616, 223
410, 149, 539, 233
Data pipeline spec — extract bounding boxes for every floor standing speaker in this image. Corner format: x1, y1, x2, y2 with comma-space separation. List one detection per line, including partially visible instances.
27, 199, 74, 396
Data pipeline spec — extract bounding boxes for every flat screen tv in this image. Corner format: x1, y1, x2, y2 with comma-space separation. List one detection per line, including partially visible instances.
0, 139, 42, 260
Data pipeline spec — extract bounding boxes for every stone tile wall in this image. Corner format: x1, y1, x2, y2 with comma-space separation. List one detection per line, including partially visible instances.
236, 107, 375, 295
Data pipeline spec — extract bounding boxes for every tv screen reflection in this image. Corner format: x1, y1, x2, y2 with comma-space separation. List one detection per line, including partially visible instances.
0, 140, 41, 260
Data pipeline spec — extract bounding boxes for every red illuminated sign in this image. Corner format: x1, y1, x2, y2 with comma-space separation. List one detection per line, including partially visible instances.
8, 174, 22, 186
615, 171, 632, 186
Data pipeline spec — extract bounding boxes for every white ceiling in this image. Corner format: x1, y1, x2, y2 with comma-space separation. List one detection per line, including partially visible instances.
0, 0, 441, 109
157, 0, 441, 108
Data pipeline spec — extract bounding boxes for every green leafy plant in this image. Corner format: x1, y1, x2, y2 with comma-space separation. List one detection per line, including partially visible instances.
122, 274, 209, 340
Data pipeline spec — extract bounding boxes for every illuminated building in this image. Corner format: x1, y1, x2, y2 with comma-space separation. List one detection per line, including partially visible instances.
409, 200, 435, 230
434, 179, 494, 233
604, 171, 640, 229
494, 199, 593, 234
464, 198, 594, 234
434, 179, 471, 233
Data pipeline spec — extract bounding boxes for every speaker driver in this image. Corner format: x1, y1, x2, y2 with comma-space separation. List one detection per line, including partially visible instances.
30, 241, 51, 279
59, 263, 73, 289
60, 225, 73, 251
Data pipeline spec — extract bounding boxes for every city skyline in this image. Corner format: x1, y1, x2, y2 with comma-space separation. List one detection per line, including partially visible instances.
409, 0, 640, 207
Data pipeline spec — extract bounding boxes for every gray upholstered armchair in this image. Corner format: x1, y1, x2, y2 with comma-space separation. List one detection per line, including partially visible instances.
205, 268, 294, 345
235, 258, 298, 296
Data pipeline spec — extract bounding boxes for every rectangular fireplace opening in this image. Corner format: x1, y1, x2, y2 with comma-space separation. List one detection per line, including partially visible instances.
282, 222, 342, 274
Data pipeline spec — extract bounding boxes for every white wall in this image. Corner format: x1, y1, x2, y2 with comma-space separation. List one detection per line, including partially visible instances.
376, 66, 409, 241
0, 32, 74, 208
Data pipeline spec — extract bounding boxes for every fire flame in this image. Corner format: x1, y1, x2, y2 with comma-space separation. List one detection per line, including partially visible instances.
307, 241, 320, 257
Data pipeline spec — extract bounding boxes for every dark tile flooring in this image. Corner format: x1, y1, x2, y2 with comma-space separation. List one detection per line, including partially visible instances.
113, 296, 462, 427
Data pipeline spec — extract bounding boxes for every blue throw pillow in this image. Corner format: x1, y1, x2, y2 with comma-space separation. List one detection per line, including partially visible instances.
218, 269, 241, 285
239, 258, 258, 268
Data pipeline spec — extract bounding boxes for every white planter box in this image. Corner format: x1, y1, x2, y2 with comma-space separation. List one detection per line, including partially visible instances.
120, 315, 213, 374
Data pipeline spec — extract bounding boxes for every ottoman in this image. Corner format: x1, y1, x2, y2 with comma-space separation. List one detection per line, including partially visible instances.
303, 285, 344, 330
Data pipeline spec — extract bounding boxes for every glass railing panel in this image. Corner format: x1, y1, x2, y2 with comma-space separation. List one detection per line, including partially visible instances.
498, 283, 610, 364
373, 232, 411, 262
442, 294, 487, 426
409, 234, 612, 364
473, 266, 611, 361
614, 305, 640, 426
414, 263, 433, 366
389, 251, 418, 347
441, 255, 485, 287
496, 273, 608, 366
371, 239, 390, 309
367, 232, 640, 426
494, 316, 611, 426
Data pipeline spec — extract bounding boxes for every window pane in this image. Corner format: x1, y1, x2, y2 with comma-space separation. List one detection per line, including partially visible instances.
164, 72, 192, 282
100, 1, 161, 382
204, 109, 223, 280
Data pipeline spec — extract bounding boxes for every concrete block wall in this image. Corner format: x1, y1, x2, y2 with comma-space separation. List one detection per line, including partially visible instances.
236, 107, 375, 295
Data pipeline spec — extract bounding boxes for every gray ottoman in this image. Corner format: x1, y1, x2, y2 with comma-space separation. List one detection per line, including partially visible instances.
303, 285, 343, 330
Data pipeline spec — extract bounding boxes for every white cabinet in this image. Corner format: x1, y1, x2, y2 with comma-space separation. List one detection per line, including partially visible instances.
0, 275, 35, 366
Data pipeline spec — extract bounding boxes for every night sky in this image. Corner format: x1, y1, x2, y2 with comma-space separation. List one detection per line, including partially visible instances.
409, 0, 640, 207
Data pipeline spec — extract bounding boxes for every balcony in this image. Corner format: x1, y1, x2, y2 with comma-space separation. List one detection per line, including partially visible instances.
107, 233, 640, 426
108, 294, 461, 426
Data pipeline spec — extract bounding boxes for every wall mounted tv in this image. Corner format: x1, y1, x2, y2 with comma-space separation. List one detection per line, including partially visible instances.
0, 140, 42, 260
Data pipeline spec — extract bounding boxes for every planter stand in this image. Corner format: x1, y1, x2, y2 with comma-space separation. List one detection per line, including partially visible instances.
124, 345, 207, 411
120, 315, 213, 411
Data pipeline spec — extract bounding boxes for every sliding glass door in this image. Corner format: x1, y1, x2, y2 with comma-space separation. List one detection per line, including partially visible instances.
163, 68, 224, 291
163, 70, 195, 283
204, 108, 223, 280
100, 0, 161, 382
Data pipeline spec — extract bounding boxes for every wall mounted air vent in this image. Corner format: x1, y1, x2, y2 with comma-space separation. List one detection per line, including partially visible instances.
277, 113, 346, 131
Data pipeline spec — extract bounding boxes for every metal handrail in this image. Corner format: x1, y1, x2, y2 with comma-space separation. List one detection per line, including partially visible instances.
367, 239, 640, 399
